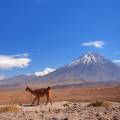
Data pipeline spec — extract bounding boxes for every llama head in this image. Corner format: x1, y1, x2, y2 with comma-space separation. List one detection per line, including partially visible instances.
25, 86, 29, 91
47, 86, 51, 90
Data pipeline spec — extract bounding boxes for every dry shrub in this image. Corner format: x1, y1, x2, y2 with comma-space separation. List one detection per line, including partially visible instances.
102, 101, 112, 107
87, 100, 112, 107
63, 102, 70, 107
0, 105, 19, 113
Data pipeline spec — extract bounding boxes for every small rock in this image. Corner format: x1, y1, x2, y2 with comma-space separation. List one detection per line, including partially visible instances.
113, 115, 119, 120
35, 110, 38, 113
51, 118, 58, 120
29, 119, 33, 120
22, 112, 26, 115
62, 117, 69, 120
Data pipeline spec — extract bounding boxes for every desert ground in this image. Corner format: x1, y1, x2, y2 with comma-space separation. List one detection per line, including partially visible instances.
0, 85, 120, 120
0, 101, 120, 120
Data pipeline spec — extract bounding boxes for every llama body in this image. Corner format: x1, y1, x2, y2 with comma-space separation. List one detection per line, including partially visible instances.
26, 86, 52, 105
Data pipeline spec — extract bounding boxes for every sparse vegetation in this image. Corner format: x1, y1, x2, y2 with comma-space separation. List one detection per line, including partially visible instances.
0, 105, 19, 113
87, 100, 112, 107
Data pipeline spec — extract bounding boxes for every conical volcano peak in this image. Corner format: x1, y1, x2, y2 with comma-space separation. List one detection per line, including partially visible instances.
69, 52, 104, 66
81, 52, 103, 63
82, 52, 101, 57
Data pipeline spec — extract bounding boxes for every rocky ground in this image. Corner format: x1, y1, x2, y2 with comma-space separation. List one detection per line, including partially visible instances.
0, 101, 120, 120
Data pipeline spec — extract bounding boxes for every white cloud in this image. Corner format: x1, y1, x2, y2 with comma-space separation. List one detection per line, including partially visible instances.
0, 75, 5, 80
0, 54, 31, 70
35, 67, 56, 76
11, 53, 29, 57
113, 60, 120, 63
82, 41, 104, 48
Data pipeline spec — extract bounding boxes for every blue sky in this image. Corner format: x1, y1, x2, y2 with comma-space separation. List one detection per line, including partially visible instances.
0, 0, 120, 78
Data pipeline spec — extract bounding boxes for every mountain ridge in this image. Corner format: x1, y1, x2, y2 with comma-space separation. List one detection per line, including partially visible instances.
0, 52, 120, 88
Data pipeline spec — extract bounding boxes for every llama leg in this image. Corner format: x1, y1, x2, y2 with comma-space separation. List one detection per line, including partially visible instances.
45, 97, 49, 105
37, 97, 40, 105
47, 97, 52, 105
49, 97, 52, 105
32, 97, 38, 105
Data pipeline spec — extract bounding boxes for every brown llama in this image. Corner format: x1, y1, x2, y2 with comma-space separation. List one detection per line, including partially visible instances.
25, 86, 52, 105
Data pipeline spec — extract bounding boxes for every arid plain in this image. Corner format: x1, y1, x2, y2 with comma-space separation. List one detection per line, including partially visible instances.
0, 85, 119, 105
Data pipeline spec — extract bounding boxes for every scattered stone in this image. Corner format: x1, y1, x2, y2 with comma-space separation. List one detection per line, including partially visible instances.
0, 102, 119, 120
62, 117, 69, 120
35, 110, 38, 113
51, 118, 58, 120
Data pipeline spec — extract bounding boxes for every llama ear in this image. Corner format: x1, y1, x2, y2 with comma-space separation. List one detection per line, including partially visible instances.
26, 79, 30, 88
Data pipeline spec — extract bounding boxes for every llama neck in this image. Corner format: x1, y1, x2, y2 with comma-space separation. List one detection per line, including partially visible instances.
27, 87, 34, 94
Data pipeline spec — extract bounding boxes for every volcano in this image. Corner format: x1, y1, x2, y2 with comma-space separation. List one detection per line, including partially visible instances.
39, 52, 120, 83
